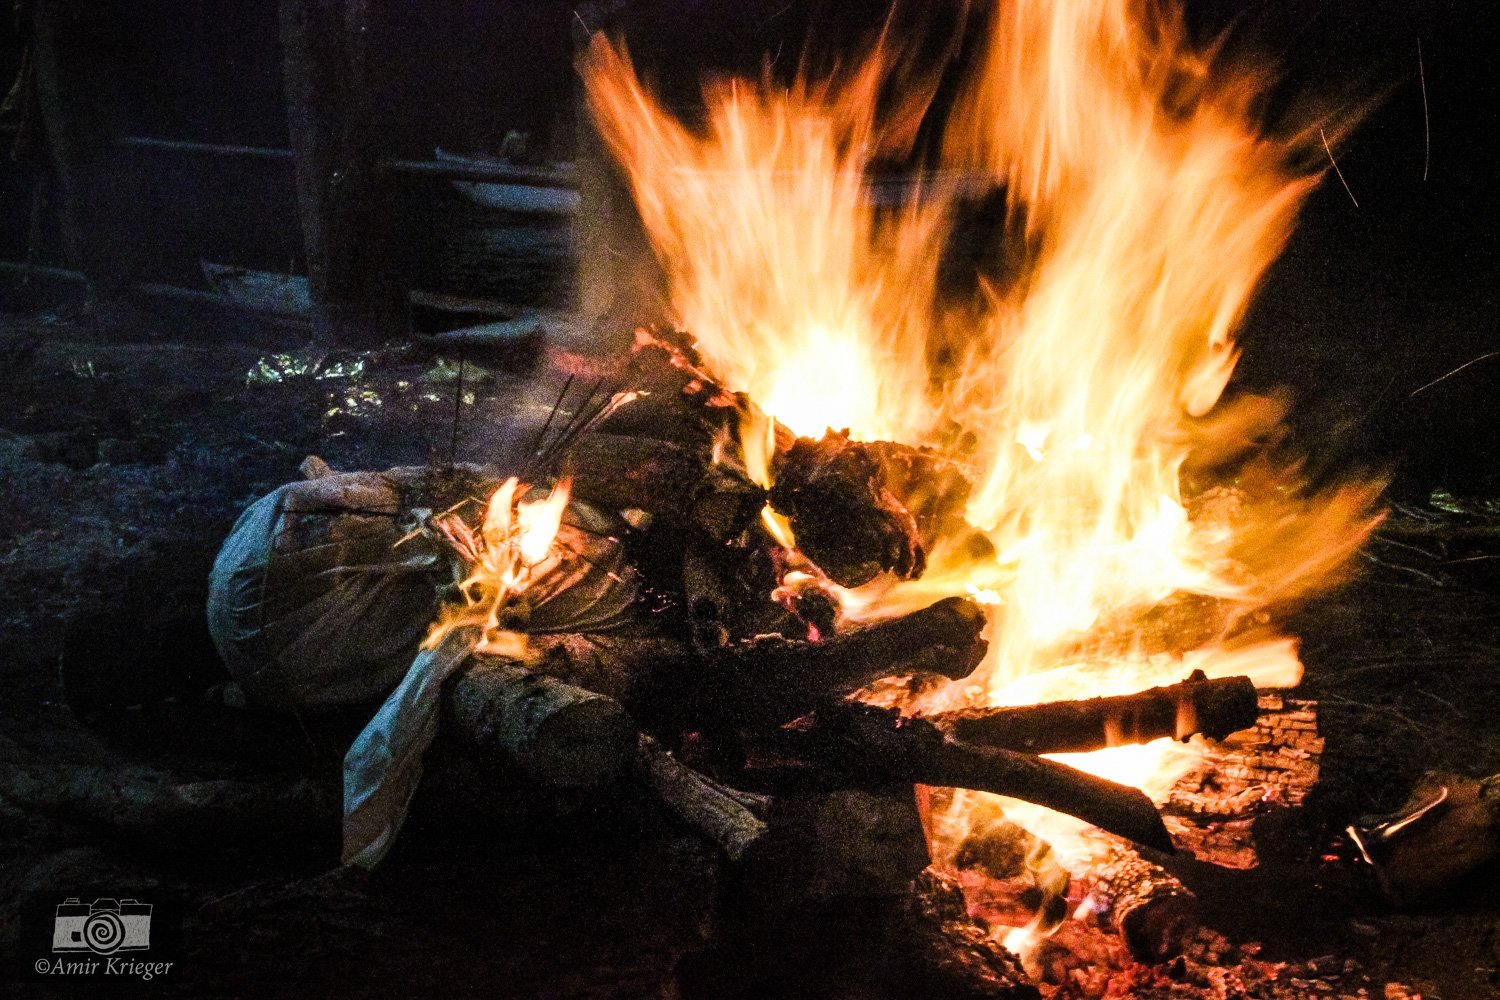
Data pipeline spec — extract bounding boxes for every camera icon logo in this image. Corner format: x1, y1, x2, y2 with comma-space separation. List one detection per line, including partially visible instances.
52, 898, 153, 955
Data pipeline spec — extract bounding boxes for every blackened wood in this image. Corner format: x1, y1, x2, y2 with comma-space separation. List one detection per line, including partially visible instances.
769, 430, 927, 587
784, 702, 1175, 852
446, 660, 636, 790
657, 596, 987, 731
1165, 692, 1323, 867
1080, 844, 1198, 961
926, 672, 1259, 755
522, 596, 987, 733
635, 735, 769, 860
888, 868, 1041, 1000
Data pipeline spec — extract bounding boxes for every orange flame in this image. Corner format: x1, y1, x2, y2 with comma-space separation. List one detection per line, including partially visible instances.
426, 477, 572, 656
583, 0, 1382, 918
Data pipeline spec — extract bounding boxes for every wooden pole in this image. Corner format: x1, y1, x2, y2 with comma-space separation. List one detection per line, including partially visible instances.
278, 0, 404, 347
27, 0, 135, 311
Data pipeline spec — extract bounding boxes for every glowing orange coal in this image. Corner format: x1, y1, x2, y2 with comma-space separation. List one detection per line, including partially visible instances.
584, 0, 1383, 948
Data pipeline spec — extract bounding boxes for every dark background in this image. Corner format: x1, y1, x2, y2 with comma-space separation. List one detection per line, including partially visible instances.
1, 0, 1496, 494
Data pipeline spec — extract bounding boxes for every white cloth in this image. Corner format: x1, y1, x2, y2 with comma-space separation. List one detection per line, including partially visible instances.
341, 627, 481, 868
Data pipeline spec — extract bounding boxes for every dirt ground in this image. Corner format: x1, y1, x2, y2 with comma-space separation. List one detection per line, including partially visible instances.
0, 308, 1496, 999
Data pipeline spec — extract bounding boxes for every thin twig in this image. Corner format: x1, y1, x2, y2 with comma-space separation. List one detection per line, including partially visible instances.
523, 374, 575, 479
1359, 549, 1446, 586
1409, 351, 1500, 397
1370, 534, 1441, 560
1321, 128, 1359, 208
1417, 38, 1430, 182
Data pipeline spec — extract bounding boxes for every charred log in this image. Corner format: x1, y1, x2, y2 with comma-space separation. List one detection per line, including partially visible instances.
888, 868, 1041, 1000
926, 672, 1259, 755
1079, 843, 1199, 962
1164, 692, 1323, 866
769, 430, 927, 587
772, 702, 1175, 852
522, 596, 987, 733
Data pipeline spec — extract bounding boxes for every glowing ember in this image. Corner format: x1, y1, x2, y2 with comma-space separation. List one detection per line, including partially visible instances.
426, 476, 572, 656
584, 0, 1383, 937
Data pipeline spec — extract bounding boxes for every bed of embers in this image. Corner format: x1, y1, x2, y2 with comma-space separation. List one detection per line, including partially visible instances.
0, 314, 1496, 1000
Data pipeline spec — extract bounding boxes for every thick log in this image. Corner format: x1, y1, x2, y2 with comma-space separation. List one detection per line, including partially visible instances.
777, 703, 1175, 852
446, 659, 636, 791
524, 596, 988, 733
926, 672, 1259, 755
0, 763, 338, 851
887, 868, 1041, 1000
1078, 843, 1198, 962
634, 735, 769, 860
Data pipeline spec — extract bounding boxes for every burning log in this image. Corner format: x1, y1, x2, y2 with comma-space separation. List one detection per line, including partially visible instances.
598, 331, 975, 587
774, 703, 1175, 852
768, 430, 928, 587
445, 659, 636, 791
634, 735, 769, 861
1078, 843, 1198, 962
925, 672, 1260, 755
888, 868, 1041, 1000
523, 595, 988, 733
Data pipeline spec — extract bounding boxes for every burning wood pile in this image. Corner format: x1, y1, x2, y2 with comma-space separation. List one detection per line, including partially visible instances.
207, 0, 1399, 993
203, 323, 1328, 994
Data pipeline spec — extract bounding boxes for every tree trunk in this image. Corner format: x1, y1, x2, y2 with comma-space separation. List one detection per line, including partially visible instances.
28, 0, 135, 307
279, 0, 404, 347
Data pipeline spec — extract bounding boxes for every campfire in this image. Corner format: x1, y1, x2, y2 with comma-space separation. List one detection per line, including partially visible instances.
567, 0, 1383, 974
207, 0, 1391, 993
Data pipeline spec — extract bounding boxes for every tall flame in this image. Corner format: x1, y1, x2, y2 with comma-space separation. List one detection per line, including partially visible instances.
584, 0, 1383, 921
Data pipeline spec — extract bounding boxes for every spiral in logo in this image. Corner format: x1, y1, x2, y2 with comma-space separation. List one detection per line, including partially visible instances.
82, 911, 126, 954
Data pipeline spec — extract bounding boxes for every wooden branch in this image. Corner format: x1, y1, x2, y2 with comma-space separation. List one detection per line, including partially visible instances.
634, 735, 769, 860
925, 672, 1260, 755
779, 703, 1175, 852
446, 660, 636, 790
